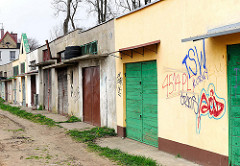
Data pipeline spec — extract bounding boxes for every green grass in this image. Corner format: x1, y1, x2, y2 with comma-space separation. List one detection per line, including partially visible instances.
57, 115, 81, 123
88, 142, 157, 166
26, 155, 43, 160
68, 127, 158, 166
67, 127, 116, 142
0, 98, 56, 127
7, 128, 24, 132
38, 105, 43, 110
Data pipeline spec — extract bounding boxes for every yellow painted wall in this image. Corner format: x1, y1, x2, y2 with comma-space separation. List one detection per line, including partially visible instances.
115, 0, 240, 156
12, 35, 28, 106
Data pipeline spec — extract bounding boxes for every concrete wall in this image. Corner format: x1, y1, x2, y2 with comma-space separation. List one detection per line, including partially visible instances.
26, 49, 40, 108
115, 0, 240, 160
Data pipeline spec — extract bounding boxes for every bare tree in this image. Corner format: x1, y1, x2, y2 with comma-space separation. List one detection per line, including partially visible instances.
115, 0, 151, 12
28, 38, 40, 51
86, 0, 114, 24
52, 0, 81, 35
49, 24, 64, 41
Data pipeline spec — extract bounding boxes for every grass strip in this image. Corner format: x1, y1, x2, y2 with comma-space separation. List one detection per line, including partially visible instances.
0, 99, 56, 127
67, 127, 158, 166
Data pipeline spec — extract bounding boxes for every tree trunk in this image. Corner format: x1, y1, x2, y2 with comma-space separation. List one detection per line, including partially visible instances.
104, 0, 107, 22
63, 0, 72, 35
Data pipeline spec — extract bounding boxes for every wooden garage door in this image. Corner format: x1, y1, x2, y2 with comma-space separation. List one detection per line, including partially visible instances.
228, 44, 240, 165
126, 61, 158, 147
58, 68, 68, 115
83, 66, 100, 126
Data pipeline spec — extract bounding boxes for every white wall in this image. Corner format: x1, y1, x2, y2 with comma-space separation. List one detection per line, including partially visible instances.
0, 49, 19, 65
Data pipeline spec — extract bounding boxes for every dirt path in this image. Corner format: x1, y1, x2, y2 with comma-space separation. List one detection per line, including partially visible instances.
0, 110, 115, 166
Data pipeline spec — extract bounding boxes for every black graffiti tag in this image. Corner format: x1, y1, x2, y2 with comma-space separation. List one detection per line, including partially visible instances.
117, 72, 123, 97
180, 92, 199, 115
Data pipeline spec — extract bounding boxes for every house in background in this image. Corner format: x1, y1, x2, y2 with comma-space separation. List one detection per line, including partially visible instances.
12, 33, 30, 106
0, 28, 20, 102
0, 28, 19, 64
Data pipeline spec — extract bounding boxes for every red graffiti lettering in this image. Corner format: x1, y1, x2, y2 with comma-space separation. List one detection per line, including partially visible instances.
162, 72, 194, 97
199, 89, 224, 117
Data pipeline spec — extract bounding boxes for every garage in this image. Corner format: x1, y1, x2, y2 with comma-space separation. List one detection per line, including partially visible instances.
126, 61, 158, 147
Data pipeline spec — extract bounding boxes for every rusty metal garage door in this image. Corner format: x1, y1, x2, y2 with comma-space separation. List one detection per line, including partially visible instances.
44, 69, 51, 111
58, 68, 68, 115
83, 66, 100, 126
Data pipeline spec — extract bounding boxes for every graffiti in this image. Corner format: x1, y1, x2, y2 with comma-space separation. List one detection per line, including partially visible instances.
70, 85, 80, 103
192, 69, 208, 88
117, 72, 123, 97
180, 92, 199, 115
182, 39, 207, 79
162, 72, 193, 98
196, 83, 226, 133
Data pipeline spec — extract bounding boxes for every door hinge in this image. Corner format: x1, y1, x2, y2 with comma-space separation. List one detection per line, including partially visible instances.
124, 73, 126, 77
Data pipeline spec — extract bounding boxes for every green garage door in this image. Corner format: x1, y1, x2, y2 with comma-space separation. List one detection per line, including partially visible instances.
228, 44, 240, 165
126, 61, 158, 147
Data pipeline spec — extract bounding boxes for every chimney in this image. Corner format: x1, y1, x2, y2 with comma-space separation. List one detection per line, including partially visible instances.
1, 28, 4, 39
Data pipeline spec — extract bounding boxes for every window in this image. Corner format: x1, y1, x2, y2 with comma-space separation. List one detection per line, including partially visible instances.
4, 72, 7, 78
0, 71, 2, 77
21, 62, 25, 73
10, 51, 16, 61
22, 45, 24, 54
80, 41, 98, 56
30, 60, 36, 70
13, 66, 19, 76
0, 51, 1, 61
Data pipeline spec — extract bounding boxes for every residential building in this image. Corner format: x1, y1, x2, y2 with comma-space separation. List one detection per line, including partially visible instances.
0, 28, 19, 64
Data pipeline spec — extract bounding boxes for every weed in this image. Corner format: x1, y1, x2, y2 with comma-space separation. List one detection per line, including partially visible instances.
175, 153, 181, 158
68, 127, 158, 166
7, 128, 24, 132
45, 153, 52, 160
26, 155, 43, 160
88, 142, 158, 166
38, 105, 43, 110
57, 115, 81, 123
0, 99, 57, 127
67, 127, 116, 142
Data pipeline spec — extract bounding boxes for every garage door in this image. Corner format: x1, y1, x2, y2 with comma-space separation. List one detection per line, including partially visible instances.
228, 44, 240, 165
83, 66, 101, 126
44, 69, 51, 111
58, 68, 68, 115
126, 61, 158, 147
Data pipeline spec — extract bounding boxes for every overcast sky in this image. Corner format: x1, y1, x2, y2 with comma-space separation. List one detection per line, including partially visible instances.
0, 0, 96, 45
